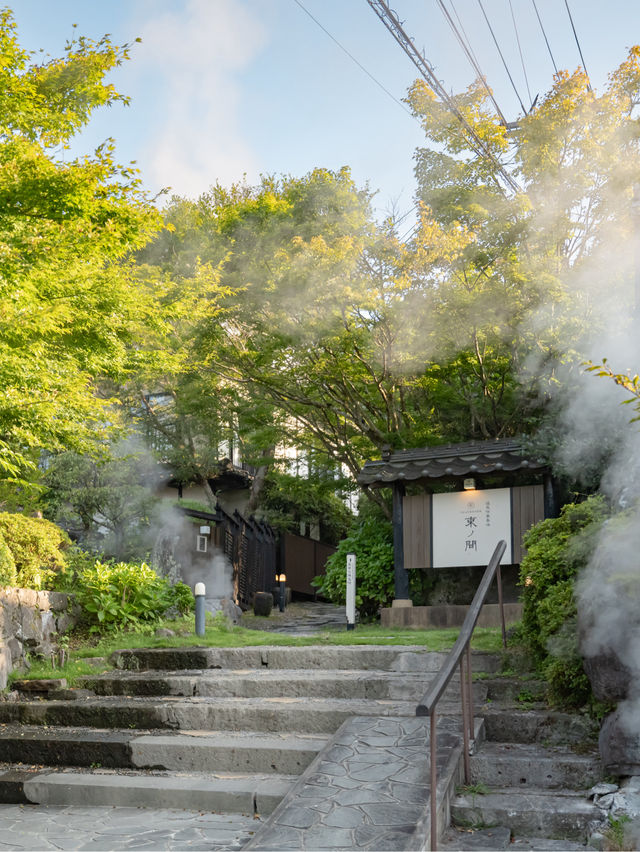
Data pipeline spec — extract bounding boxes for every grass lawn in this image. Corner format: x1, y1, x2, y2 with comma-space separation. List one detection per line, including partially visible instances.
10, 610, 507, 686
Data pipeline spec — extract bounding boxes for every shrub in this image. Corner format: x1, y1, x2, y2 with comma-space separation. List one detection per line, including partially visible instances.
314, 515, 394, 619
74, 559, 193, 632
314, 505, 432, 619
519, 495, 608, 707
0, 512, 70, 589
0, 531, 16, 586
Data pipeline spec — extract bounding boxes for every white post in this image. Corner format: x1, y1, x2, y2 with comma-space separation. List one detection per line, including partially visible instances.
346, 552, 356, 631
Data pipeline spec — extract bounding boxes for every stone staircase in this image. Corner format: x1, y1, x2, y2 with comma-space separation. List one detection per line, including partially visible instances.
440, 677, 604, 851
0, 645, 498, 850
0, 646, 608, 850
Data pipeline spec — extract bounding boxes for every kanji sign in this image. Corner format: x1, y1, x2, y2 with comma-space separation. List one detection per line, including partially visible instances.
432, 488, 512, 567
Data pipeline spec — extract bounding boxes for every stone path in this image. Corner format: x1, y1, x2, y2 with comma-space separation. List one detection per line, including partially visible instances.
0, 804, 260, 850
241, 600, 348, 635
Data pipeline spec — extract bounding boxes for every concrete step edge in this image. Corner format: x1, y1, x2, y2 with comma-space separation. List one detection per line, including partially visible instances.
1, 767, 296, 815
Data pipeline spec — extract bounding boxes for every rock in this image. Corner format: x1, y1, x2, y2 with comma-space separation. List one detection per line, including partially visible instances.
13, 678, 67, 693
155, 628, 176, 638
595, 793, 615, 809
209, 597, 243, 624
600, 708, 640, 775
590, 782, 619, 798
582, 651, 632, 703
587, 831, 606, 850
0, 690, 19, 703
0, 644, 11, 690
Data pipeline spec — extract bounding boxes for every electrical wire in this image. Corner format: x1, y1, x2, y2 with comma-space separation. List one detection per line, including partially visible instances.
291, 0, 415, 119
531, 0, 558, 75
509, 0, 532, 108
476, 0, 527, 115
436, 0, 508, 125
367, 0, 520, 194
564, 0, 592, 91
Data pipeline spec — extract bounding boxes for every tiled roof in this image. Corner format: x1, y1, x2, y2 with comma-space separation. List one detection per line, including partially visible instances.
357, 439, 547, 487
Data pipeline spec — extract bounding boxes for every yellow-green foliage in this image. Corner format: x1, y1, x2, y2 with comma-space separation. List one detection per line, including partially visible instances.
0, 530, 16, 586
0, 513, 69, 589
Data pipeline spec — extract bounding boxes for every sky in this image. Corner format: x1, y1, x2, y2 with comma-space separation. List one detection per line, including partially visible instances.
11, 0, 640, 220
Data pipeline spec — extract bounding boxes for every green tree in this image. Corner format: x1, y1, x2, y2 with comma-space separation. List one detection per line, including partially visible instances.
41, 443, 161, 560
0, 10, 160, 492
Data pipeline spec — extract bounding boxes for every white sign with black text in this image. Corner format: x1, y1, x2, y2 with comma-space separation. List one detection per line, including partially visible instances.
346, 552, 356, 630
432, 488, 512, 567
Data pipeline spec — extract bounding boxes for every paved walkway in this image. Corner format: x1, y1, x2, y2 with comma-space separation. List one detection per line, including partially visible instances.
0, 804, 260, 851
241, 601, 348, 635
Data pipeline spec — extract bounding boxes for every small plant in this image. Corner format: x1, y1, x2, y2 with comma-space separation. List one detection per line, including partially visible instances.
74, 560, 191, 632
457, 782, 489, 797
604, 813, 631, 851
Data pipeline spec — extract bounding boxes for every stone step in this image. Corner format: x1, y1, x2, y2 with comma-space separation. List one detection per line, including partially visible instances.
0, 695, 454, 734
482, 677, 547, 703
78, 667, 488, 703
439, 825, 589, 850
450, 787, 601, 841
109, 645, 501, 675
481, 707, 600, 747
1, 765, 293, 814
470, 742, 601, 790
0, 725, 328, 774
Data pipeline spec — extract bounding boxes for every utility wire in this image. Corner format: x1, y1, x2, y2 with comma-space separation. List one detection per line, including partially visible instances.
531, 0, 558, 75
367, 0, 520, 194
564, 0, 592, 91
476, 0, 527, 115
436, 0, 508, 125
509, 0, 532, 108
291, 0, 414, 119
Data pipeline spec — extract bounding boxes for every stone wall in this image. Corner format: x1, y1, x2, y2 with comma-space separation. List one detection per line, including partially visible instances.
0, 589, 80, 689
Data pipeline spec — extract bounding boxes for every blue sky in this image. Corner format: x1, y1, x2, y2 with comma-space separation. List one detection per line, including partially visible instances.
11, 0, 640, 219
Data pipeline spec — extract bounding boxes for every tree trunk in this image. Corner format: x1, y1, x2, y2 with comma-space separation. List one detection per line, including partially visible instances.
246, 447, 275, 515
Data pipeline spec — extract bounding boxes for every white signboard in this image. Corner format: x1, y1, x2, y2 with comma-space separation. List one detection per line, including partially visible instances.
432, 488, 512, 567
346, 553, 356, 629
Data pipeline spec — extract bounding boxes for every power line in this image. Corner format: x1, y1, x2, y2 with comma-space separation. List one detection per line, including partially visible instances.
564, 0, 592, 91
531, 0, 558, 76
476, 0, 527, 115
366, 0, 520, 194
436, 0, 508, 125
291, 0, 414, 119
509, 0, 532, 108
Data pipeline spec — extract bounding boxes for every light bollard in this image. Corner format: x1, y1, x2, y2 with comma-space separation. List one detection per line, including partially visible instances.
194, 582, 206, 637
276, 573, 287, 612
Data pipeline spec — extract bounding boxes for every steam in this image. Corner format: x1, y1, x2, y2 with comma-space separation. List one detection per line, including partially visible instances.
150, 500, 235, 609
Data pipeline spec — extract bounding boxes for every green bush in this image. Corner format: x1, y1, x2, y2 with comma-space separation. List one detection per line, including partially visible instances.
519, 495, 608, 707
74, 559, 193, 632
0, 513, 70, 589
0, 531, 16, 586
314, 506, 431, 619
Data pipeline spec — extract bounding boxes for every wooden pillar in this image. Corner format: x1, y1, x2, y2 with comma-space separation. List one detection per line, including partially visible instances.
392, 481, 410, 601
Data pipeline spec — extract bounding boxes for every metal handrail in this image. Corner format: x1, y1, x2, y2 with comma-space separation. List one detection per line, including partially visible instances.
416, 540, 507, 851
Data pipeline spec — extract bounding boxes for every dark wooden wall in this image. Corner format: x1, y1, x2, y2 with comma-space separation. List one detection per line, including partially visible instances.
281, 533, 336, 597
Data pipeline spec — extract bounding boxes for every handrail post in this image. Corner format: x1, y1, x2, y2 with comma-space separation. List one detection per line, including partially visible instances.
459, 657, 471, 785
465, 645, 475, 743
497, 563, 507, 649
430, 708, 437, 852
